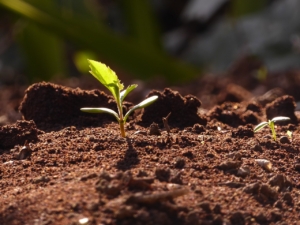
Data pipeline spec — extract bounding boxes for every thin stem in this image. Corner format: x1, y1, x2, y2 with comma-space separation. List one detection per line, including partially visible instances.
269, 121, 276, 141
119, 120, 126, 137
117, 100, 125, 137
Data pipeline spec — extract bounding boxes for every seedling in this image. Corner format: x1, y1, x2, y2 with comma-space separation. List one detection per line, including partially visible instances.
287, 130, 293, 139
254, 116, 290, 141
81, 60, 158, 137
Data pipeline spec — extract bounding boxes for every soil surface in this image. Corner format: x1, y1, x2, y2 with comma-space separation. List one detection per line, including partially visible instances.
1, 65, 300, 224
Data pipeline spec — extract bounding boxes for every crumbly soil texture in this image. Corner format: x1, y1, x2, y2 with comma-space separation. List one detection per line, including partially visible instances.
1, 80, 300, 225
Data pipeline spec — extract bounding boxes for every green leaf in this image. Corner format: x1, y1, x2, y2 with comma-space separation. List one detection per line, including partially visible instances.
88, 59, 124, 101
271, 116, 290, 122
80, 107, 119, 122
124, 95, 158, 122
120, 84, 138, 102
254, 121, 269, 132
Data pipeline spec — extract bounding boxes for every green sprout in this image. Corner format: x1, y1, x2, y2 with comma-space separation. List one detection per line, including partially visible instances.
254, 116, 290, 141
286, 130, 293, 139
81, 60, 158, 137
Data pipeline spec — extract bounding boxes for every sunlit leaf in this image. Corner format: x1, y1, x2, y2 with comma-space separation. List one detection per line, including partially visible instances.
254, 121, 269, 132
124, 95, 158, 122
271, 116, 290, 122
88, 60, 123, 102
80, 107, 119, 121
120, 84, 138, 102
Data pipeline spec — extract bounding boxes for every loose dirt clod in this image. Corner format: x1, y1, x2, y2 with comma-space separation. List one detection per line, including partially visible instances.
265, 95, 298, 124
217, 160, 242, 170
0, 120, 39, 149
138, 88, 207, 128
19, 82, 132, 130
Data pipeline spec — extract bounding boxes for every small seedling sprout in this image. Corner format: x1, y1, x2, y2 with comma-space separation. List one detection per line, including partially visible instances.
254, 116, 290, 141
81, 60, 158, 137
287, 130, 293, 139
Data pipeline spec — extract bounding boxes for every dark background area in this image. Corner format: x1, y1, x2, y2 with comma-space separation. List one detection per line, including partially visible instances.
0, 0, 299, 86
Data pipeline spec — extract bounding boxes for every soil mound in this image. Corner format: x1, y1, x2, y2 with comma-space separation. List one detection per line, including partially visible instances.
19, 82, 132, 131
265, 95, 298, 124
138, 88, 207, 128
207, 101, 262, 127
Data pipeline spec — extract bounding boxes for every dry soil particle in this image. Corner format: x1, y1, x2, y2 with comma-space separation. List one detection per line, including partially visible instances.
0, 120, 39, 150
19, 82, 132, 131
138, 88, 207, 128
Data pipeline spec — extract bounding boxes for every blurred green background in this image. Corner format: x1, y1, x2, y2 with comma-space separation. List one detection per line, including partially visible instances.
0, 0, 299, 85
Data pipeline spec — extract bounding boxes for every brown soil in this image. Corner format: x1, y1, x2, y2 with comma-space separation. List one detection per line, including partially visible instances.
1, 71, 300, 224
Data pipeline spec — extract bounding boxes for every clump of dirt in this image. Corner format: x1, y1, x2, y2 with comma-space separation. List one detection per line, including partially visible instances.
207, 101, 262, 127
19, 82, 132, 131
0, 120, 40, 149
265, 95, 298, 124
138, 88, 207, 128
217, 83, 252, 104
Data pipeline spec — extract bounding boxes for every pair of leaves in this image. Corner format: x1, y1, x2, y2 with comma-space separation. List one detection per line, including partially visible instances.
82, 95, 158, 123
254, 116, 290, 141
254, 116, 290, 132
81, 60, 158, 123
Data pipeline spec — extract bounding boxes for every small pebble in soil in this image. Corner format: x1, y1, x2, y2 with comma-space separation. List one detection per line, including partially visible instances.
217, 160, 242, 170
237, 166, 250, 178
279, 136, 290, 144
260, 184, 278, 200
268, 174, 293, 191
255, 159, 272, 172
80, 173, 98, 181
243, 182, 261, 194
78, 217, 89, 224
32, 176, 50, 184
18, 144, 32, 160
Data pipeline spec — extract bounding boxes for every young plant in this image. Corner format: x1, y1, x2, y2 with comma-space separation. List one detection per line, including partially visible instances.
287, 130, 293, 139
81, 60, 158, 137
254, 116, 290, 141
